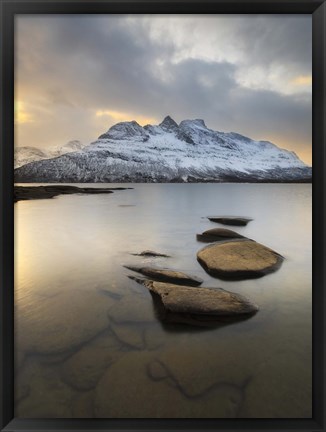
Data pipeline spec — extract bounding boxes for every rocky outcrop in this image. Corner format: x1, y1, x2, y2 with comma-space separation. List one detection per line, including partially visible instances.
124, 265, 203, 286
196, 228, 245, 242
197, 239, 283, 279
130, 277, 258, 326
207, 216, 253, 226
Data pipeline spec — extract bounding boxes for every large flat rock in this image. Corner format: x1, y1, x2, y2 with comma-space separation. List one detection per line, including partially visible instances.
125, 265, 203, 286
130, 278, 258, 325
197, 239, 283, 279
196, 228, 245, 243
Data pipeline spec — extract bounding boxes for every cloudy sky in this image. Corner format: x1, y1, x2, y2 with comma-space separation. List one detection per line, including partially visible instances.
15, 14, 312, 164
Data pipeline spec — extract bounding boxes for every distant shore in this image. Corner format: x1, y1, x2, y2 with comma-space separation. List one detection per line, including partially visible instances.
14, 185, 132, 202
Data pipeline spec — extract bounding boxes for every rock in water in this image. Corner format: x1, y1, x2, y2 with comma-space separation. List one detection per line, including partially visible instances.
130, 277, 258, 326
197, 239, 283, 279
124, 265, 203, 286
131, 250, 171, 258
207, 216, 252, 226
196, 228, 245, 243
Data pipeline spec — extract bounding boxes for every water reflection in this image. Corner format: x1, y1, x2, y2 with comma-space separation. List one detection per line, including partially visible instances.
15, 184, 312, 418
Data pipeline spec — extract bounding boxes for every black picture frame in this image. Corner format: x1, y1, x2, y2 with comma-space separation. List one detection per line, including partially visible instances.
1, 0, 325, 431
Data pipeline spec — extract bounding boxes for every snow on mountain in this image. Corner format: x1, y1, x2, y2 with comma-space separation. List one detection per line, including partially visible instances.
14, 116, 311, 183
49, 140, 86, 157
14, 146, 49, 168
15, 141, 86, 169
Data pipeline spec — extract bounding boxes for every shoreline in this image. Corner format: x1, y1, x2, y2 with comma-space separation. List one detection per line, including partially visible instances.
14, 185, 132, 202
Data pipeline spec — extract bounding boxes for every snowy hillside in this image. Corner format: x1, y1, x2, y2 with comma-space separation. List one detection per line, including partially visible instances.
15, 141, 86, 168
15, 116, 312, 183
49, 140, 86, 157
14, 146, 49, 169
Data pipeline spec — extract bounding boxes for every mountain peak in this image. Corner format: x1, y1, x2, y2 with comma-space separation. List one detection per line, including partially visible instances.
193, 119, 206, 128
98, 120, 149, 141
180, 119, 207, 129
159, 115, 179, 131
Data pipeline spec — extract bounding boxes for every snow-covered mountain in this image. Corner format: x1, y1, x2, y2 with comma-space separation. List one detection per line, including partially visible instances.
14, 116, 312, 183
49, 140, 86, 158
14, 146, 49, 169
15, 141, 86, 169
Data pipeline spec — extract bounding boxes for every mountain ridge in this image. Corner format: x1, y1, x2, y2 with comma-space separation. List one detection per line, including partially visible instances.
14, 116, 311, 183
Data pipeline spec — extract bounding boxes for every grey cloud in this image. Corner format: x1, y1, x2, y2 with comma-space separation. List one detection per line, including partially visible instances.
230, 15, 311, 72
15, 15, 312, 162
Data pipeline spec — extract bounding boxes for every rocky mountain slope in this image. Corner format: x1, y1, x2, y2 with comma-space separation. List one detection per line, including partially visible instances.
15, 116, 311, 183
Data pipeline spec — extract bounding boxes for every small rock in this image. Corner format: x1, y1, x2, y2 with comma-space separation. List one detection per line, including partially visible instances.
196, 228, 245, 243
131, 250, 171, 258
197, 239, 283, 279
207, 216, 252, 226
130, 278, 258, 326
124, 265, 203, 286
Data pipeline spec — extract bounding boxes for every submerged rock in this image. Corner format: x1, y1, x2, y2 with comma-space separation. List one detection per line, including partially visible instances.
61, 330, 124, 391
94, 351, 243, 418
196, 228, 245, 243
239, 352, 312, 418
152, 339, 262, 398
207, 216, 252, 226
15, 356, 75, 418
131, 250, 171, 258
197, 239, 283, 279
15, 289, 115, 356
110, 321, 145, 350
130, 277, 258, 326
124, 265, 203, 286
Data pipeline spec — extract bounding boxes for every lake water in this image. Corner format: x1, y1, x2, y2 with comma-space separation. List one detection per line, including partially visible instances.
14, 183, 312, 418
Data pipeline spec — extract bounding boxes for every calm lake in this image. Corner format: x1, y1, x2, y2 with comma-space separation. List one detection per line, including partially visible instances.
14, 183, 312, 418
